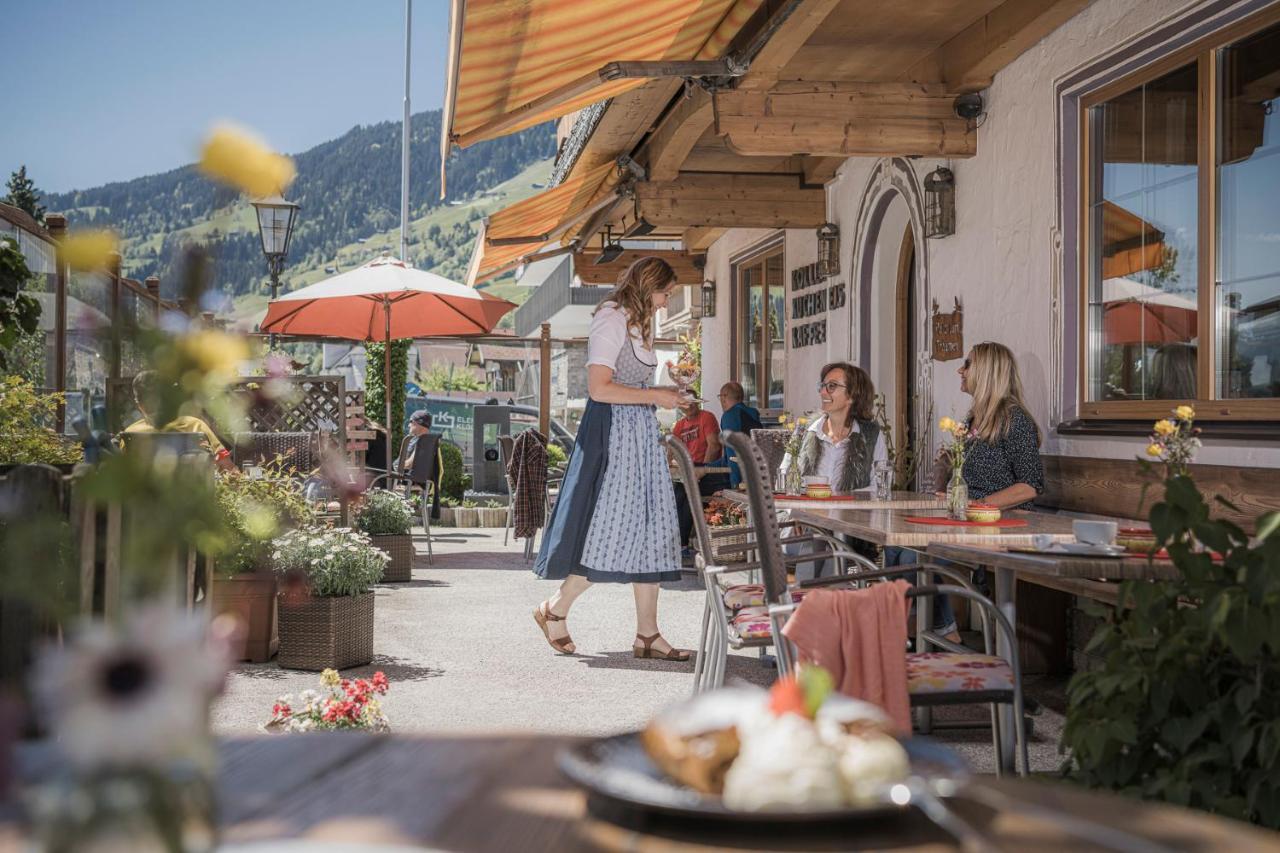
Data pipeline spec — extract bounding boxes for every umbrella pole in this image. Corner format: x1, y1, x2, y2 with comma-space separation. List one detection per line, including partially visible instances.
384, 300, 394, 476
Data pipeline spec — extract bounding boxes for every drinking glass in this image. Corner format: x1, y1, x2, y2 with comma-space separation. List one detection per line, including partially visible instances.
872, 461, 893, 501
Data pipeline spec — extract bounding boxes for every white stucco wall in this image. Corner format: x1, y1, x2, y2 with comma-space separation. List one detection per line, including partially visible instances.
701, 0, 1280, 467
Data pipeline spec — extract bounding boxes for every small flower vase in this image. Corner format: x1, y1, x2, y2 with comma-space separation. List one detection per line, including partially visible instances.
946, 467, 968, 520
785, 460, 803, 496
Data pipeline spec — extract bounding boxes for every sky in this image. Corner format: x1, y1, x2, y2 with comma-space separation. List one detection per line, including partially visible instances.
2, 1, 450, 194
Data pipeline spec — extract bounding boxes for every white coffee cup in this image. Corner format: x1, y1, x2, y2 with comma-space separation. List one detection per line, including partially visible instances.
1073, 519, 1118, 546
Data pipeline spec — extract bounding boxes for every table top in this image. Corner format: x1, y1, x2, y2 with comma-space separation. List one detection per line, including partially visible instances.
775, 507, 1078, 549
928, 543, 1184, 581
8, 733, 1276, 851
716, 489, 947, 511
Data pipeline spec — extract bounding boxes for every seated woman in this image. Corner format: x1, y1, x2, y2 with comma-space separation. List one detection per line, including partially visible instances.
779, 362, 887, 578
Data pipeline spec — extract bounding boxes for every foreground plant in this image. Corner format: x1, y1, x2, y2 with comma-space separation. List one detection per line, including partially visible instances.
271, 527, 388, 598
265, 668, 391, 733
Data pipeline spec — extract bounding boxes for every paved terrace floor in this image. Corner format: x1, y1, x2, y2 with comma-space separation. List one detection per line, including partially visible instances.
211, 528, 1068, 776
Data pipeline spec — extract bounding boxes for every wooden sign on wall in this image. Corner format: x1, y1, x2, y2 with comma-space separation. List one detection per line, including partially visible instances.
931, 297, 963, 361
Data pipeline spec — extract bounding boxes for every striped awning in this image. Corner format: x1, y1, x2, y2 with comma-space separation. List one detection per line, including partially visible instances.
442, 0, 763, 154
466, 161, 618, 285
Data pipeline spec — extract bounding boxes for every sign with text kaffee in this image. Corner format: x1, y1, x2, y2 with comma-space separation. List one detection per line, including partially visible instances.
931, 298, 963, 361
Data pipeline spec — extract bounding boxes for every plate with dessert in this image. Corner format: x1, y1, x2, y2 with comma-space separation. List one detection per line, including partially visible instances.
558, 672, 968, 823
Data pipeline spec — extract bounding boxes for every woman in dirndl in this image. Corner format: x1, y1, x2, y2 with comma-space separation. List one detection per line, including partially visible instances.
532, 257, 691, 661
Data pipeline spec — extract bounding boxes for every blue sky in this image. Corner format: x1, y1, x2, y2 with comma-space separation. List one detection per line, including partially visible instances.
2, 1, 449, 194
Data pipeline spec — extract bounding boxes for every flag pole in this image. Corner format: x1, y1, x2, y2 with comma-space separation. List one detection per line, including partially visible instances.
400, 0, 412, 263
385, 298, 394, 475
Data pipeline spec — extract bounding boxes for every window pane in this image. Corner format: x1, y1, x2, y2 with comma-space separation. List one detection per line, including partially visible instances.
1089, 62, 1199, 401
1217, 21, 1280, 399
65, 270, 113, 433
766, 253, 785, 409
738, 263, 762, 407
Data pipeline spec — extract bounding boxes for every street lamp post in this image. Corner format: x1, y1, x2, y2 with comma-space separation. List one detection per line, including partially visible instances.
252, 194, 300, 346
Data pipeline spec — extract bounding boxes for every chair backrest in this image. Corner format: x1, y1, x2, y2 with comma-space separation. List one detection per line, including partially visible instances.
233, 431, 319, 473
662, 434, 719, 561
408, 433, 441, 487
722, 430, 789, 604
750, 428, 790, 487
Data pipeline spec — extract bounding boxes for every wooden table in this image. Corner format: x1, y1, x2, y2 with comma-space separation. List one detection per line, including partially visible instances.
7, 733, 1277, 851
716, 489, 947, 511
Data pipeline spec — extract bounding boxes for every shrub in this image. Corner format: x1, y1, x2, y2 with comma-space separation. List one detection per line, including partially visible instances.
1061, 474, 1280, 827
0, 376, 82, 465
215, 473, 315, 576
439, 440, 466, 500
355, 488, 413, 536
271, 527, 387, 597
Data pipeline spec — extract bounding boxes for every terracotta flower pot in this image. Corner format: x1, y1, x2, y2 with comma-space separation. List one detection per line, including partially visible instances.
277, 591, 374, 671
370, 532, 412, 583
209, 570, 278, 663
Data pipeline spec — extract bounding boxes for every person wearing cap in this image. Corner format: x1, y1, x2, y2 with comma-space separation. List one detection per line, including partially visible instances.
397, 409, 443, 477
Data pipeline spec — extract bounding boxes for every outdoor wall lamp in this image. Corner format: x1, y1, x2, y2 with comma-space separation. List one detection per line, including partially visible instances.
816, 222, 840, 277
700, 279, 717, 318
924, 167, 956, 239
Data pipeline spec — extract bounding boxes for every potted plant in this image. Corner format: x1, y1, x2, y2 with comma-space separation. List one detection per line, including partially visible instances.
264, 668, 391, 733
477, 499, 506, 528
453, 499, 478, 528
271, 526, 387, 671
438, 496, 458, 527
355, 488, 414, 583
211, 471, 314, 662
701, 498, 751, 565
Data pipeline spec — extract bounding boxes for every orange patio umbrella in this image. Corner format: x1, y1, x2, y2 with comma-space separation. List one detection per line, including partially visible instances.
1101, 278, 1198, 346
261, 256, 516, 471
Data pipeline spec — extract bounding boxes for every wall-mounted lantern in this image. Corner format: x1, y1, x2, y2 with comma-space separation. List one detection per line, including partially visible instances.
924, 167, 956, 238
700, 279, 717, 318
816, 222, 840, 277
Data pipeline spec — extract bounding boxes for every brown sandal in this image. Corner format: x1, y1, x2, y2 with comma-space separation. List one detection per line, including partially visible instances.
633, 633, 691, 662
533, 602, 576, 654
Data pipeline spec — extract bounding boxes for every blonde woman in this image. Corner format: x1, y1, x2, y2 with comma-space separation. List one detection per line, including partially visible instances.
532, 257, 691, 661
955, 341, 1044, 509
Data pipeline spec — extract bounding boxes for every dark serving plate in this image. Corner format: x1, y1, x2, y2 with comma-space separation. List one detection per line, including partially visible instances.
557, 730, 969, 824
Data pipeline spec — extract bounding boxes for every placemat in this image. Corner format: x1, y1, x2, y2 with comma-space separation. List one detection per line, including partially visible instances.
904, 516, 1028, 528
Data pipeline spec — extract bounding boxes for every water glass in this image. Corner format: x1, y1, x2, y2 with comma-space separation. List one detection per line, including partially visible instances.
872, 461, 893, 501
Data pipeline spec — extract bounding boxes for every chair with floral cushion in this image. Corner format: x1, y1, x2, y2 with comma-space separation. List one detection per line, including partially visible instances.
668, 432, 878, 693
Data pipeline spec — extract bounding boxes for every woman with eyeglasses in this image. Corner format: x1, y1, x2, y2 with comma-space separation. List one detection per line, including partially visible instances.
779, 362, 888, 493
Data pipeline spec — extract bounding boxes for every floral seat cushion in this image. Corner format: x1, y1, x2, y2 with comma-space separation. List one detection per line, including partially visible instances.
728, 609, 774, 641
906, 652, 1014, 695
720, 584, 810, 612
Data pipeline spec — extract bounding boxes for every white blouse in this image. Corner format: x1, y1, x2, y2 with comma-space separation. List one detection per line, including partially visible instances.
779, 414, 889, 490
586, 301, 655, 370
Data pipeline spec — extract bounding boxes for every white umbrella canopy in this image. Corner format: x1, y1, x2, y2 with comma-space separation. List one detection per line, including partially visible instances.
260, 256, 516, 472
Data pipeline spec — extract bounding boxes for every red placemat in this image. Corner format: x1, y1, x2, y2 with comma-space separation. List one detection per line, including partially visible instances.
904, 516, 1028, 528
774, 493, 864, 502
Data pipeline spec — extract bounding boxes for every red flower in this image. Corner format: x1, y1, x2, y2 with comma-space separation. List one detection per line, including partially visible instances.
272, 702, 291, 719
371, 672, 389, 693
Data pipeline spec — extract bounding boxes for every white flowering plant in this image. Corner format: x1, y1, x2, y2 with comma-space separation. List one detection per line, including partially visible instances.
265, 668, 390, 733
270, 526, 388, 597
354, 488, 413, 536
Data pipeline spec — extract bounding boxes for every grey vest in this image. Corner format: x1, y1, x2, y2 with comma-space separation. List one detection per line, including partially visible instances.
798, 418, 881, 493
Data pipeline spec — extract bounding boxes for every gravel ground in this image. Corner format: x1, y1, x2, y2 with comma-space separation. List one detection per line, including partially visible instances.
212, 528, 1067, 776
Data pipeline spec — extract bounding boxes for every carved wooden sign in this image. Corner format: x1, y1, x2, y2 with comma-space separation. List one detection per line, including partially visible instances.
931, 297, 964, 362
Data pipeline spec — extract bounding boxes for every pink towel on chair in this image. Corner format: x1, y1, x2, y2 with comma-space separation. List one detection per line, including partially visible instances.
781, 581, 913, 733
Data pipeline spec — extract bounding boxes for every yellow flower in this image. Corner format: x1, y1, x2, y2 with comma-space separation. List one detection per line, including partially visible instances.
1146, 443, 1164, 458
938, 416, 957, 433
778, 413, 789, 425
61, 230, 118, 271
797, 416, 809, 427
1174, 405, 1195, 421
177, 330, 250, 379
199, 123, 296, 197
320, 668, 340, 687
1153, 419, 1177, 437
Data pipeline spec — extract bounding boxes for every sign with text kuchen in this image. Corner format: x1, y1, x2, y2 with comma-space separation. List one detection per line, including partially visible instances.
931, 297, 964, 361
790, 261, 846, 349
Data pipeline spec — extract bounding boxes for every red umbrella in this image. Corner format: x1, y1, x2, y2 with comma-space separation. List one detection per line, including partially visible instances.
1103, 300, 1198, 346
261, 256, 516, 471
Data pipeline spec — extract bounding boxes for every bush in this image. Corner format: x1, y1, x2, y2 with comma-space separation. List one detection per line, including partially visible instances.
0, 376, 83, 465
215, 473, 315, 576
271, 527, 387, 597
439, 440, 466, 501
547, 443, 567, 467
1061, 475, 1280, 827
355, 488, 413, 536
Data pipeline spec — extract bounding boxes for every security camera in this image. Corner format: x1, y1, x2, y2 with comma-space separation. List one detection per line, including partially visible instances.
953, 93, 984, 121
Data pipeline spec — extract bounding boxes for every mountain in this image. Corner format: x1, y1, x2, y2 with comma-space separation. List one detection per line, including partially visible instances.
42, 112, 555, 304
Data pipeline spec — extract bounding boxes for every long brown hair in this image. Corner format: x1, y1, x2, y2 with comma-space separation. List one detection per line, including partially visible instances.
967, 341, 1040, 444
820, 362, 875, 428
597, 256, 676, 346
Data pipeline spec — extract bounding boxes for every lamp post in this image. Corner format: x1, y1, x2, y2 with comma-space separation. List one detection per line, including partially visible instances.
252, 194, 300, 346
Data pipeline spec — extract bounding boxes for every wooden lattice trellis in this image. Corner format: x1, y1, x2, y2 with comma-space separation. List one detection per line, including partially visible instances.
228, 376, 349, 462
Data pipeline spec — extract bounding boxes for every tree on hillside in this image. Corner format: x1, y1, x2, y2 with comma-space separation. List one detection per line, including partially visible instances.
3, 166, 46, 225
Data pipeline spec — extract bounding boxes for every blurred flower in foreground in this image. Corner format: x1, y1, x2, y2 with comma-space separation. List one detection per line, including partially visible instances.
199, 123, 296, 197
177, 329, 251, 381
32, 606, 238, 771
61, 230, 118, 272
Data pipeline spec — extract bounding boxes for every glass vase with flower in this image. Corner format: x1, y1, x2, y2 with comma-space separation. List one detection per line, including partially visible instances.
938, 416, 971, 520
777, 413, 810, 495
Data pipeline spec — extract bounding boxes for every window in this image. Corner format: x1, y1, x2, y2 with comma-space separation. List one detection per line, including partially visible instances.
733, 245, 785, 411
1081, 12, 1280, 418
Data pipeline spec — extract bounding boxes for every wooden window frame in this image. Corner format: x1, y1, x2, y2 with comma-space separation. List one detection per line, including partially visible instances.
1077, 4, 1280, 421
729, 237, 785, 414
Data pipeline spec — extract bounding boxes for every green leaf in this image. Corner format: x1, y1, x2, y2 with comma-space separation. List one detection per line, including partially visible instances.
1232, 728, 1256, 765
1162, 713, 1210, 753
1257, 512, 1280, 543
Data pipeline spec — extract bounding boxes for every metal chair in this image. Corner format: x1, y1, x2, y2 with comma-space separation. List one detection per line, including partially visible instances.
370, 433, 439, 565
232, 431, 320, 474
750, 428, 790, 489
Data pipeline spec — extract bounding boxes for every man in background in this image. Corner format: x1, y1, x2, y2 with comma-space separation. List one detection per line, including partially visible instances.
713, 381, 761, 488
672, 399, 726, 562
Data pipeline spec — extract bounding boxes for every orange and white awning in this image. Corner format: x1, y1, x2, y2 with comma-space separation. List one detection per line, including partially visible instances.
442, 0, 764, 156
466, 161, 619, 285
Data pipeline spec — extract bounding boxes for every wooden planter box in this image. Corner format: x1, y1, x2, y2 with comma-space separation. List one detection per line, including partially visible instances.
453, 507, 478, 527
209, 570, 278, 663
370, 532, 412, 583
476, 507, 506, 527
438, 507, 455, 527
277, 591, 374, 671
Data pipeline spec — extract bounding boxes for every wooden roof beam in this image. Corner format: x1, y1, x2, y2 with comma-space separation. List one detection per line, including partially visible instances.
737, 0, 846, 91
572, 249, 705, 285
907, 0, 1094, 93
683, 227, 727, 251
635, 173, 826, 228
716, 81, 976, 158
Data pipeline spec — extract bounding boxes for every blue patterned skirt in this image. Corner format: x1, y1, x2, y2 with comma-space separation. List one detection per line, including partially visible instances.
533, 399, 682, 583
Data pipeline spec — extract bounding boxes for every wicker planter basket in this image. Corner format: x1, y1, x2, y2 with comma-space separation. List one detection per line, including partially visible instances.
705, 524, 752, 564
277, 591, 374, 671
370, 533, 413, 583
453, 507, 478, 527
209, 570, 277, 663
